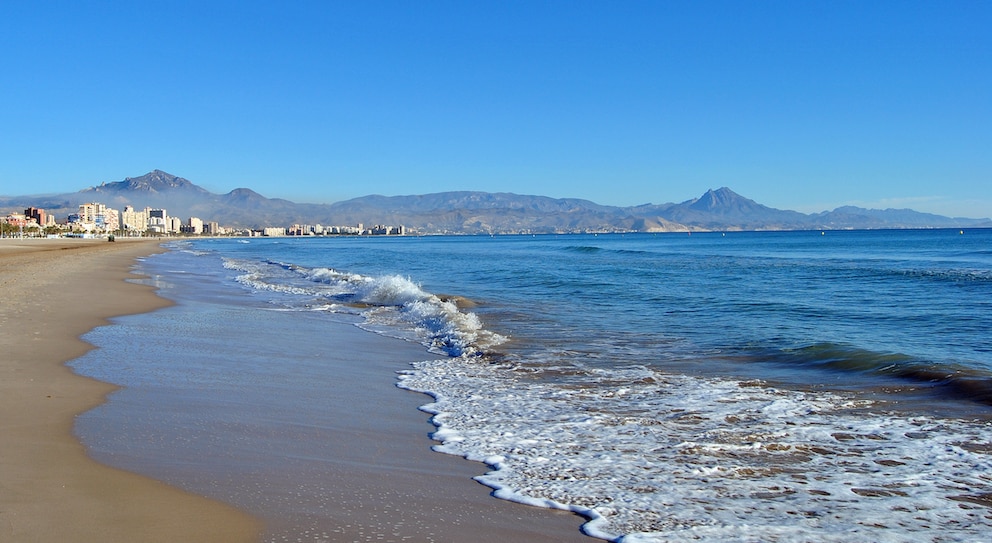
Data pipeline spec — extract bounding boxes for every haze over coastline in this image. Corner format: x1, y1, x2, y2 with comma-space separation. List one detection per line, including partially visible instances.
3, 169, 989, 234
1, 2, 989, 218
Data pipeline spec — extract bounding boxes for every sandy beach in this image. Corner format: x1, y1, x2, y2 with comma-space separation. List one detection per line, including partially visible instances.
0, 238, 262, 542
1, 238, 592, 542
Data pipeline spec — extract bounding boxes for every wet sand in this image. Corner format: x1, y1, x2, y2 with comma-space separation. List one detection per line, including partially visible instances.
1, 238, 593, 542
0, 238, 262, 542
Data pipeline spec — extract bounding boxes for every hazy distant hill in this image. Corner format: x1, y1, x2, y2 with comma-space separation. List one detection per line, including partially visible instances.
2, 170, 989, 233
809, 206, 987, 229
322, 192, 630, 233
629, 188, 813, 231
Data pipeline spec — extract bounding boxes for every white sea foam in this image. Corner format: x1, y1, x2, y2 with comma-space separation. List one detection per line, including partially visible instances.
398, 359, 992, 542
349, 274, 501, 357
224, 259, 316, 296
223, 258, 503, 357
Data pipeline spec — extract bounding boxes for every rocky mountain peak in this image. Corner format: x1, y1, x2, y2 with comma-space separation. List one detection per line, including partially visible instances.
118, 170, 202, 193
687, 187, 757, 212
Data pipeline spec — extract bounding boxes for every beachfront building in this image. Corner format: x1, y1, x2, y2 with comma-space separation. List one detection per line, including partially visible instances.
102, 208, 120, 232
121, 205, 152, 234
24, 207, 47, 227
328, 225, 363, 235
77, 203, 103, 225
73, 204, 95, 231
68, 203, 119, 233
180, 217, 204, 235
281, 223, 407, 236
366, 224, 406, 235
319, 224, 360, 235
78, 203, 117, 230
143, 209, 183, 234
1, 213, 40, 237
146, 209, 168, 234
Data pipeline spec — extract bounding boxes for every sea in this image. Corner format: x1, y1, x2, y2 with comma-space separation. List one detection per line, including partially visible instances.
70, 229, 992, 542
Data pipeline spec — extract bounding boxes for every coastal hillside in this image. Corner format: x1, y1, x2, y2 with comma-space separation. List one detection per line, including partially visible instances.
2, 170, 989, 232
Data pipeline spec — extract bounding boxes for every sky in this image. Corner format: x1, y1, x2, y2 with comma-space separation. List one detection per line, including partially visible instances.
1, 1, 989, 218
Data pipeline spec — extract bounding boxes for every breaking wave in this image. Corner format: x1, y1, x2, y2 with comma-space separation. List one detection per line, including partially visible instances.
222, 258, 503, 357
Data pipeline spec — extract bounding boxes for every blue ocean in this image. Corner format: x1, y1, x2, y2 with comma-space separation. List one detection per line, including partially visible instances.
72, 229, 992, 542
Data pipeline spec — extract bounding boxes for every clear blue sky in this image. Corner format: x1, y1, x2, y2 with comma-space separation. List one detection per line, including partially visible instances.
2, 1, 989, 217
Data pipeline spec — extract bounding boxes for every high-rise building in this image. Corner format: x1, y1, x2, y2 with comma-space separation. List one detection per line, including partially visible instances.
78, 203, 105, 225
73, 202, 119, 231
181, 217, 204, 234
102, 207, 120, 232
147, 209, 168, 233
121, 205, 151, 233
24, 207, 46, 227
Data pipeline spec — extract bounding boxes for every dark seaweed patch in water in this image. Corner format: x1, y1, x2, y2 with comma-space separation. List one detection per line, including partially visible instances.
754, 343, 992, 406
563, 245, 602, 254
562, 245, 651, 256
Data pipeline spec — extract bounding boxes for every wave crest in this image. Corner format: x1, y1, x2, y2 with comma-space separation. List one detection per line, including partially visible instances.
224, 258, 503, 357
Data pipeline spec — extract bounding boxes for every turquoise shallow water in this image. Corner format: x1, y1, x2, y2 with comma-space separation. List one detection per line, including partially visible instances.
72, 229, 992, 542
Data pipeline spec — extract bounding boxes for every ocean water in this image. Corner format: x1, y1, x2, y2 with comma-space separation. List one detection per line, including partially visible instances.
72, 229, 992, 542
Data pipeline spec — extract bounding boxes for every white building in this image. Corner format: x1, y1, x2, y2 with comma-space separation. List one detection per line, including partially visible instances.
181, 217, 203, 234
121, 205, 151, 233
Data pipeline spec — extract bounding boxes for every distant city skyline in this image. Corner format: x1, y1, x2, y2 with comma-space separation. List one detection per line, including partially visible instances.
1, 2, 989, 218
7, 171, 986, 234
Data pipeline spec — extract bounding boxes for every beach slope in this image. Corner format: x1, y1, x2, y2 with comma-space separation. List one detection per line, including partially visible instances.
0, 239, 260, 542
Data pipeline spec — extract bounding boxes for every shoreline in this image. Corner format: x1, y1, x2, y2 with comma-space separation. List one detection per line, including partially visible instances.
2, 238, 594, 542
73, 240, 595, 542
0, 238, 262, 542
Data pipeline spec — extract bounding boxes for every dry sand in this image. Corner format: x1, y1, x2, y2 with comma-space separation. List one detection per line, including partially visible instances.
0, 238, 262, 542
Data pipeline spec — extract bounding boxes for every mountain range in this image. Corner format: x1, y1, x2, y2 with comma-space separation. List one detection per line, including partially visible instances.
3, 170, 989, 233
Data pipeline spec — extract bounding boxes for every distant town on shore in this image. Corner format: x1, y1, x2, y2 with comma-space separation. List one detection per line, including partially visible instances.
2, 202, 404, 239
2, 170, 990, 237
